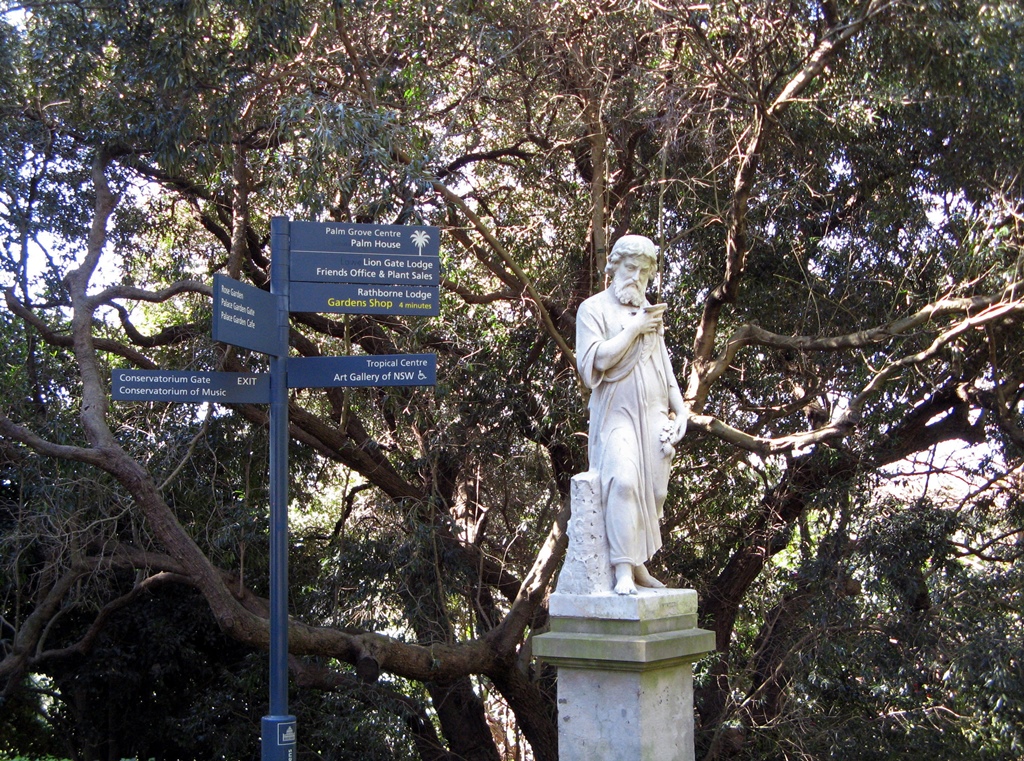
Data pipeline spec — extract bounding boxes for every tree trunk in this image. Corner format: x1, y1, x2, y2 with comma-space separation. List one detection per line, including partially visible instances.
425, 677, 501, 761
488, 660, 558, 761
697, 448, 856, 726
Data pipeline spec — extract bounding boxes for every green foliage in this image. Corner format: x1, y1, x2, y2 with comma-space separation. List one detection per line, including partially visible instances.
706, 468, 1024, 760
1, 0, 1022, 759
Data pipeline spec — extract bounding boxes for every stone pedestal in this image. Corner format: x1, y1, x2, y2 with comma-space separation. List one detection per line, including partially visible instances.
534, 472, 715, 761
534, 589, 714, 761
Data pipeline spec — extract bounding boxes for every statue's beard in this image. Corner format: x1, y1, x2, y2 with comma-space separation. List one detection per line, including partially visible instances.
613, 281, 644, 307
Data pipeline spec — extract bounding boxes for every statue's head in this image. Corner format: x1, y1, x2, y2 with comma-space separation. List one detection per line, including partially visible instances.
606, 235, 657, 306
606, 235, 658, 273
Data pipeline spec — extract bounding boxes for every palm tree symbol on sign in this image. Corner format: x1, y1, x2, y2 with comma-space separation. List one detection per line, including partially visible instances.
411, 230, 430, 254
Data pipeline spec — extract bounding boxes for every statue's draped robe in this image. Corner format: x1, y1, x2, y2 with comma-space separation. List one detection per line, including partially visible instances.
577, 289, 675, 566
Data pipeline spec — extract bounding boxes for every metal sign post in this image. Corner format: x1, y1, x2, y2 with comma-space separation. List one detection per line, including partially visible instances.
112, 215, 440, 760
262, 216, 296, 761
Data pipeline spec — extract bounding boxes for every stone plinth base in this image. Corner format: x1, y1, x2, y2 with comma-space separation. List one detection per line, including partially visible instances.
534, 588, 715, 761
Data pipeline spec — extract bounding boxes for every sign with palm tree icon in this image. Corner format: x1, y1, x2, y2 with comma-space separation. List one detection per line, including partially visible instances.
288, 221, 440, 290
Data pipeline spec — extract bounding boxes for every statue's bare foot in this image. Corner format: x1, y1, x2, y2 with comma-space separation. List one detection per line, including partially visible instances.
634, 564, 666, 589
614, 576, 638, 595
613, 563, 638, 595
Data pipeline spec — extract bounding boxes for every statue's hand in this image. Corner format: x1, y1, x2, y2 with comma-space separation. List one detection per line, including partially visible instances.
629, 306, 663, 337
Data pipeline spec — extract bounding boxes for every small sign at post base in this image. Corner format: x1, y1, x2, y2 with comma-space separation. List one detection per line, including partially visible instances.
261, 715, 296, 761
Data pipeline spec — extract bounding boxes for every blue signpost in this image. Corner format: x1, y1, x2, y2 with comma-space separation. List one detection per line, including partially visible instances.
289, 354, 437, 388
289, 281, 439, 316
111, 216, 440, 760
260, 218, 439, 759
111, 369, 271, 403
263, 217, 295, 761
289, 251, 439, 285
289, 220, 440, 258
212, 274, 286, 356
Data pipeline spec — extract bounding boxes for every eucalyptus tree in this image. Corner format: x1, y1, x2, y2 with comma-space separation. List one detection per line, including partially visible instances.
1, 0, 1022, 759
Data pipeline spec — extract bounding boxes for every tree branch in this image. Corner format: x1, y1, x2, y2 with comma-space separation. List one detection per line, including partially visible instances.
4, 288, 158, 369
90, 279, 211, 307
768, 0, 890, 115
433, 182, 577, 370
112, 304, 205, 349
684, 286, 1022, 454
0, 415, 109, 468
699, 285, 1024, 392
30, 572, 184, 669
689, 1, 891, 412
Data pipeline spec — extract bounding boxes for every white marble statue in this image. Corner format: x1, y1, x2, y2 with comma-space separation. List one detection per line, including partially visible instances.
577, 235, 687, 595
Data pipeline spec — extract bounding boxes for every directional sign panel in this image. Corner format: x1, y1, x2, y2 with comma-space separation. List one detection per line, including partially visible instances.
212, 274, 284, 356
290, 252, 439, 285
288, 354, 436, 388
290, 221, 440, 258
111, 370, 271, 403
289, 282, 439, 316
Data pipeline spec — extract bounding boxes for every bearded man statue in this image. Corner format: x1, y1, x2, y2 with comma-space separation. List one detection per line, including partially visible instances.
576, 235, 687, 595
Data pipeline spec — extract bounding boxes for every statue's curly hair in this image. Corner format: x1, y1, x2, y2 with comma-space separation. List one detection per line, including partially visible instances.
605, 235, 657, 274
